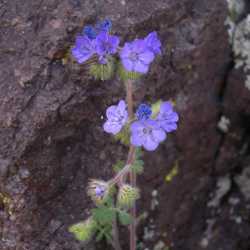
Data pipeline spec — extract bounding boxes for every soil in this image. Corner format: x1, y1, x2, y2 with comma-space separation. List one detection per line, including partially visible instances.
0, 0, 250, 249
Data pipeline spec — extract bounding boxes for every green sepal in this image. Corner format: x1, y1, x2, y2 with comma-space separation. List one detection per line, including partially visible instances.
117, 184, 139, 209
118, 210, 132, 225
89, 59, 115, 81
69, 218, 96, 242
115, 124, 130, 146
118, 64, 142, 81
151, 100, 162, 119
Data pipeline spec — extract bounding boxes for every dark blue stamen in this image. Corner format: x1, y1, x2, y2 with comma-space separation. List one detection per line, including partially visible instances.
96, 19, 112, 33
83, 25, 97, 39
136, 104, 152, 121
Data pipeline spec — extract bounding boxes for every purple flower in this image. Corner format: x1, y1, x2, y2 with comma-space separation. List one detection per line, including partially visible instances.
71, 35, 95, 63
103, 100, 128, 135
144, 31, 161, 55
136, 104, 152, 121
156, 102, 179, 132
130, 119, 166, 151
95, 32, 120, 64
120, 39, 155, 74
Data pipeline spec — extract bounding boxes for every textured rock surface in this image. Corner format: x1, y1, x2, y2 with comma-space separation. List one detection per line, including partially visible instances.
0, 0, 250, 250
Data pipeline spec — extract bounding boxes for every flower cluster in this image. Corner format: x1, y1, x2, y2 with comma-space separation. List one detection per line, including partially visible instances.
71, 20, 161, 75
72, 19, 119, 65
103, 100, 179, 151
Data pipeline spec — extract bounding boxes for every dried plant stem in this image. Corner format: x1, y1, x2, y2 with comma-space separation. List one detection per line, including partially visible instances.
126, 79, 137, 250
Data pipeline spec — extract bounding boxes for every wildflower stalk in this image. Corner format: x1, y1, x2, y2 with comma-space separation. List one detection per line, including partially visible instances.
112, 214, 122, 250
125, 79, 137, 250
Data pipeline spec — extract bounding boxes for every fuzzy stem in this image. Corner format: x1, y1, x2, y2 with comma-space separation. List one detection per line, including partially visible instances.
112, 216, 123, 250
125, 79, 137, 250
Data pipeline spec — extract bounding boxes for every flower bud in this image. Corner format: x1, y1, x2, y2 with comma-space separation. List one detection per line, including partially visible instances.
117, 184, 139, 208
87, 179, 110, 204
69, 217, 96, 242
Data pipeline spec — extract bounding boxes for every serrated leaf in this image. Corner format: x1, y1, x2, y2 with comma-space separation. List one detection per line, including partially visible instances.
118, 210, 132, 225
92, 207, 116, 224
131, 160, 144, 174
113, 160, 125, 173
95, 223, 112, 242
69, 218, 96, 242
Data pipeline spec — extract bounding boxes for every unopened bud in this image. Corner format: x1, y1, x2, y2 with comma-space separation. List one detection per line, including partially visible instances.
117, 184, 139, 208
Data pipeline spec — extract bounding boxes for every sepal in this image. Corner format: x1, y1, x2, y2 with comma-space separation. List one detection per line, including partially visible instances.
118, 64, 142, 81
89, 59, 115, 81
117, 184, 139, 208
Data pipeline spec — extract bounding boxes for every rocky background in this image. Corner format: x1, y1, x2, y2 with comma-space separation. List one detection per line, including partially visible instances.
1, 0, 250, 249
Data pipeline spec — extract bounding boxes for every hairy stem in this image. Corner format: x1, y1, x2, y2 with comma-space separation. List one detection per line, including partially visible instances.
112, 216, 123, 250
126, 79, 137, 250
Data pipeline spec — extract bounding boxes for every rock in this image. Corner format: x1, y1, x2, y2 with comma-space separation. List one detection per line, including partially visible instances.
234, 166, 250, 200
1, 0, 244, 250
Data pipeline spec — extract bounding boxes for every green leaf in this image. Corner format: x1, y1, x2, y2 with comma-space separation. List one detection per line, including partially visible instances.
95, 223, 112, 242
113, 160, 125, 173
118, 210, 132, 225
92, 207, 116, 224
131, 160, 144, 174
69, 218, 96, 242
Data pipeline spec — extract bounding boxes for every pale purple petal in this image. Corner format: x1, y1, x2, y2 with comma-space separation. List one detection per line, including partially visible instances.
140, 51, 155, 64
143, 137, 159, 151
121, 58, 134, 71
103, 121, 122, 135
144, 31, 162, 55
106, 106, 117, 119
71, 35, 95, 64
103, 100, 128, 135
156, 101, 179, 133
134, 61, 149, 74
151, 128, 166, 142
